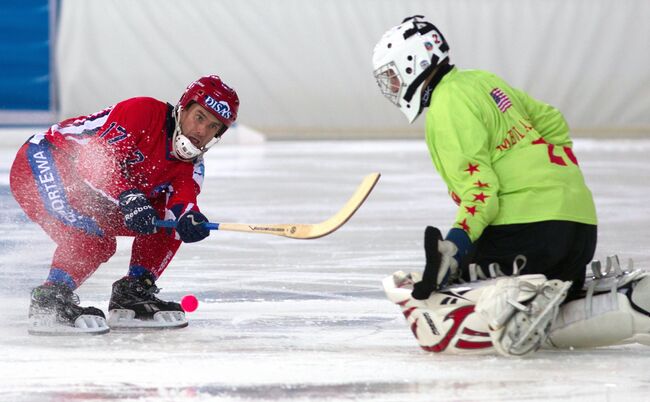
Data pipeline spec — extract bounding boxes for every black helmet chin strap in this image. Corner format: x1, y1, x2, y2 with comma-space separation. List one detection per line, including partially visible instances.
403, 63, 437, 103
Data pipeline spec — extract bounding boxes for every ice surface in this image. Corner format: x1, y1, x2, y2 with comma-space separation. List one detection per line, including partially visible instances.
1, 136, 649, 401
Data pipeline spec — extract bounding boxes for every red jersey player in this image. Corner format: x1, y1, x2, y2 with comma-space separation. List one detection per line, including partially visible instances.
10, 75, 239, 335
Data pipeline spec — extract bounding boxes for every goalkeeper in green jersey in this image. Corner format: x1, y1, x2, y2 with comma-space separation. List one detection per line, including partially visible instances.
372, 16, 650, 358
372, 16, 597, 302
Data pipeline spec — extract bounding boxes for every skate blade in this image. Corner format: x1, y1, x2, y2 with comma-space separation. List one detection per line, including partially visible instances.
107, 309, 188, 330
28, 314, 110, 336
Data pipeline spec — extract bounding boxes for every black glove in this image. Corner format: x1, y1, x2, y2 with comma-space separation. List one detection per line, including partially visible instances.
118, 189, 158, 234
176, 210, 210, 243
412, 226, 444, 300
411, 226, 461, 300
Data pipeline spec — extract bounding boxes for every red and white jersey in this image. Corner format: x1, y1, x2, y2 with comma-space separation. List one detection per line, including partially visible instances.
38, 97, 204, 211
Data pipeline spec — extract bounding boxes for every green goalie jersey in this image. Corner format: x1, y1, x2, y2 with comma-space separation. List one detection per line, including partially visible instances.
425, 67, 597, 242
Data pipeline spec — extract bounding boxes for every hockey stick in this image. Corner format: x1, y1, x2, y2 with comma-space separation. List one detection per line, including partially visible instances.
155, 172, 380, 239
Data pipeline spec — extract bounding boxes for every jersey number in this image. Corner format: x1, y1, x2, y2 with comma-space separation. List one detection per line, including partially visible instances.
99, 122, 130, 144
126, 150, 145, 165
532, 138, 578, 166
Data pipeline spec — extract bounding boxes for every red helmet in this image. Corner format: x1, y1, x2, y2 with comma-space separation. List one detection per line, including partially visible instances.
171, 75, 240, 161
178, 75, 239, 128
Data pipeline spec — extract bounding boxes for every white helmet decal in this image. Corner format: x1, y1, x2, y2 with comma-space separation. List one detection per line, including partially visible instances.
372, 16, 450, 123
204, 96, 232, 120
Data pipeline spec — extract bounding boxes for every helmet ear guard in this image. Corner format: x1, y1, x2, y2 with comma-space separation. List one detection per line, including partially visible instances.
372, 16, 450, 123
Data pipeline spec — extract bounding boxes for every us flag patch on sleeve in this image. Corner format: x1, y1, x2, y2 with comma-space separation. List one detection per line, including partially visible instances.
490, 88, 512, 113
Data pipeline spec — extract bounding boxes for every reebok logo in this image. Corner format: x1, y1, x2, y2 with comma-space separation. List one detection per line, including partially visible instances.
124, 205, 154, 221
121, 193, 145, 205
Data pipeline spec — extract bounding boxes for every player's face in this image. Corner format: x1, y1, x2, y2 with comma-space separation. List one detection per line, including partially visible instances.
180, 103, 225, 148
374, 66, 403, 105
386, 69, 401, 94
377, 68, 401, 94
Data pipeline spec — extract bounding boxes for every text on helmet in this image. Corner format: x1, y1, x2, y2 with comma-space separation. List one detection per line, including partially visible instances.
204, 96, 232, 119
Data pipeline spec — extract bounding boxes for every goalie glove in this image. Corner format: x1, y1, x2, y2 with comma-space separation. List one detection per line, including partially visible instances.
412, 226, 459, 300
445, 227, 472, 267
118, 189, 158, 234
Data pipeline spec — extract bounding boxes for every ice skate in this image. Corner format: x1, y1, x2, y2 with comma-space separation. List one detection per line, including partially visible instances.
28, 283, 109, 336
107, 273, 188, 330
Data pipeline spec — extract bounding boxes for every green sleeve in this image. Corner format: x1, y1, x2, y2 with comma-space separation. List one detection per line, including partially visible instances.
425, 87, 499, 242
511, 88, 572, 147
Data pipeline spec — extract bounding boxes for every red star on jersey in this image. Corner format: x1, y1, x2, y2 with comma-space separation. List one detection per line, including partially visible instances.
473, 192, 489, 203
465, 206, 477, 216
458, 219, 470, 232
464, 163, 480, 176
474, 180, 490, 188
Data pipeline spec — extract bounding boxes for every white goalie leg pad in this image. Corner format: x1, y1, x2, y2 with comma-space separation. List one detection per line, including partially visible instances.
29, 314, 110, 336
383, 272, 495, 355
547, 274, 650, 348
475, 275, 571, 357
631, 274, 650, 345
108, 309, 188, 330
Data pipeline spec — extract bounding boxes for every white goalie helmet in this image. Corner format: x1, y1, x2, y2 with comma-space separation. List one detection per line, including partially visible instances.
372, 15, 450, 123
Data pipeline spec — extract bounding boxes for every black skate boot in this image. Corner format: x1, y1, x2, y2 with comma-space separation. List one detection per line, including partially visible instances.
28, 283, 110, 336
107, 272, 188, 330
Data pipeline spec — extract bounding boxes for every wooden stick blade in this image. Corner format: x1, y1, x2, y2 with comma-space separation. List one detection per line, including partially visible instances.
219, 172, 380, 239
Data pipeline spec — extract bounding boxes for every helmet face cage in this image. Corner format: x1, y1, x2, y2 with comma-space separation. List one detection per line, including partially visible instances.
373, 62, 404, 106
372, 16, 449, 123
